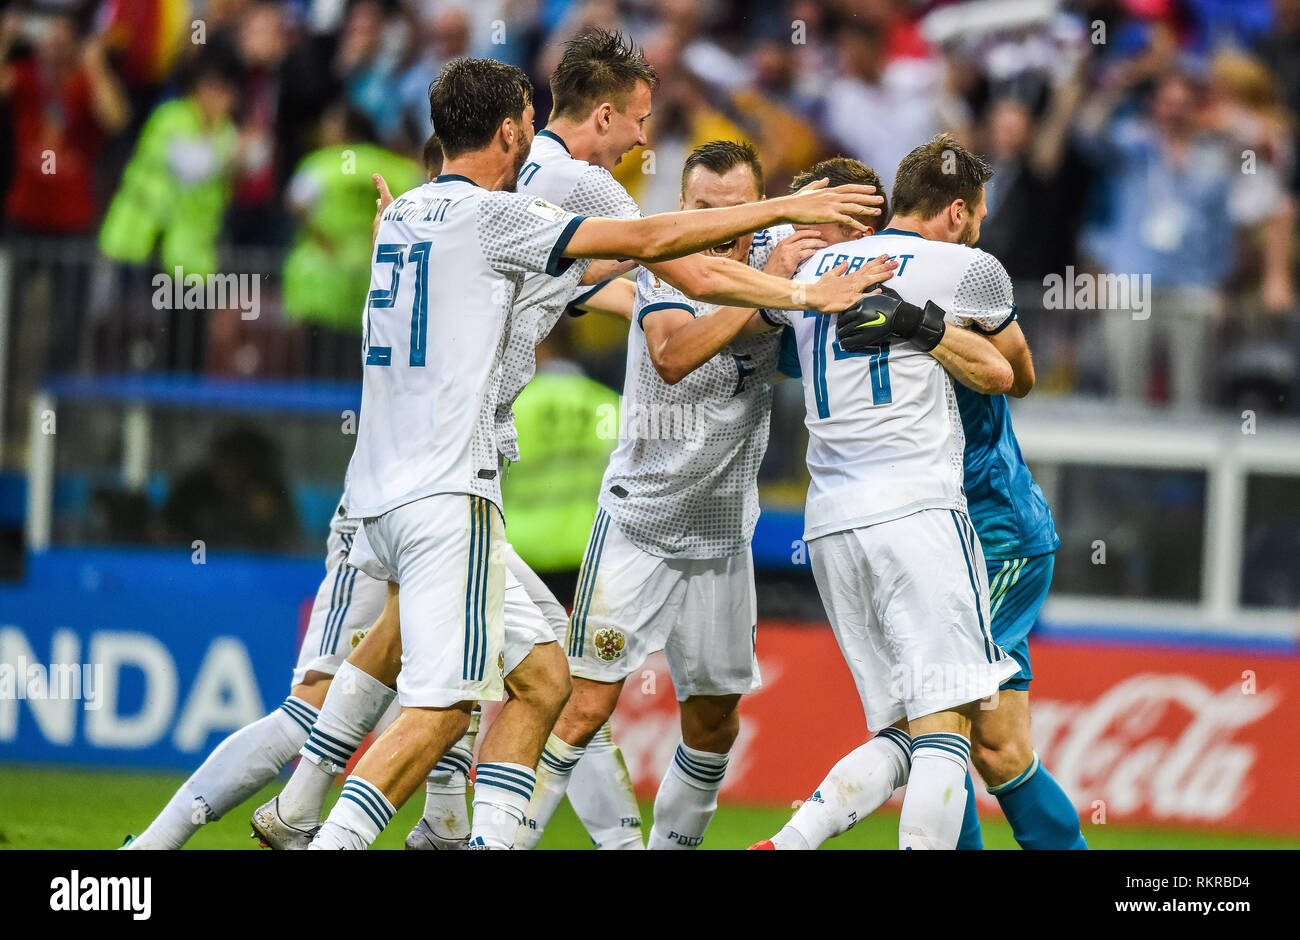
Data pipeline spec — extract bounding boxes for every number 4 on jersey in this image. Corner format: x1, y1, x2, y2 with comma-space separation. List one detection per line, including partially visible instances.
366, 241, 431, 367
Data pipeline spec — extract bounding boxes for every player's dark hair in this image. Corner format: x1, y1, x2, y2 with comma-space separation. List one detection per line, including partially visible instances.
891, 133, 991, 222
681, 140, 764, 198
428, 58, 533, 159
791, 156, 888, 225
422, 135, 444, 179
549, 28, 658, 121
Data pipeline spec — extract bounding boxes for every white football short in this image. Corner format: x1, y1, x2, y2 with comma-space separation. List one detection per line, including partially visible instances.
346, 503, 559, 689
360, 493, 506, 708
502, 544, 563, 675
809, 507, 1019, 731
291, 527, 389, 686
566, 508, 759, 700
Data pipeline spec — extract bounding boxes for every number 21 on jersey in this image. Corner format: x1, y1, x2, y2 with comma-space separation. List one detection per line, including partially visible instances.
366, 241, 431, 367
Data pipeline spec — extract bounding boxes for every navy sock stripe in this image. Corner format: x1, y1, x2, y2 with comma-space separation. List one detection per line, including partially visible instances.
673, 758, 727, 785
474, 778, 534, 801
876, 727, 912, 760
302, 734, 354, 764
539, 750, 579, 773
278, 700, 317, 733
280, 697, 317, 717
476, 763, 537, 786
338, 790, 385, 830
302, 741, 350, 768
348, 780, 392, 821
911, 736, 972, 762
673, 749, 728, 783
674, 746, 729, 772
279, 698, 318, 723
342, 779, 393, 824
914, 732, 970, 747
279, 709, 312, 734
306, 728, 357, 759
309, 726, 357, 752
303, 733, 353, 761
435, 752, 472, 776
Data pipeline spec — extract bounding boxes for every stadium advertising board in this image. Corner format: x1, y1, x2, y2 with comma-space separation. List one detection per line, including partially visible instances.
3, 553, 1297, 835
610, 626, 1300, 836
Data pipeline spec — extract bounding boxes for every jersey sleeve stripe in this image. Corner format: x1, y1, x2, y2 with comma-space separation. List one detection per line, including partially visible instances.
971, 304, 1018, 335
637, 300, 696, 327
545, 215, 587, 277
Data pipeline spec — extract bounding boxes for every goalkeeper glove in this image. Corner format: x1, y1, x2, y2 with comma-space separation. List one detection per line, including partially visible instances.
836, 286, 947, 353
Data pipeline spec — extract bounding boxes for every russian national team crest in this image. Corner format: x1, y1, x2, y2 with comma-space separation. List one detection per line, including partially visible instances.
593, 628, 627, 662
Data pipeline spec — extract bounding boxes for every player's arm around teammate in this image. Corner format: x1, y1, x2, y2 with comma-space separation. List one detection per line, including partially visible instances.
645, 231, 896, 384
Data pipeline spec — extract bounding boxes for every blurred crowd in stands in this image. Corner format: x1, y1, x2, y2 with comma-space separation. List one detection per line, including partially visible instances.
1, 0, 1298, 429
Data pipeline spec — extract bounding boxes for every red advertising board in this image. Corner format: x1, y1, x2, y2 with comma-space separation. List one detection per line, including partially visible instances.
602, 622, 1300, 835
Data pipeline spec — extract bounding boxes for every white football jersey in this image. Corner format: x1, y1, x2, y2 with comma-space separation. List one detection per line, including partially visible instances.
496, 130, 643, 461
599, 226, 793, 559
765, 229, 1015, 541
343, 175, 588, 518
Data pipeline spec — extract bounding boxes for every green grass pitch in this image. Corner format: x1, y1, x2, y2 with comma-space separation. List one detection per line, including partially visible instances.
3, 764, 1296, 850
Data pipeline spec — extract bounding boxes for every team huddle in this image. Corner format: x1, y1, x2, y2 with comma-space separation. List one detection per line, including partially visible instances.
123, 30, 1087, 852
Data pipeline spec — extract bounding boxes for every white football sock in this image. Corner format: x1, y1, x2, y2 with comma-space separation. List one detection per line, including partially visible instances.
129, 697, 316, 849
773, 726, 911, 850
470, 762, 536, 849
420, 708, 479, 841
899, 732, 971, 850
567, 722, 644, 849
647, 742, 729, 850
514, 733, 585, 850
278, 662, 395, 828
310, 776, 394, 850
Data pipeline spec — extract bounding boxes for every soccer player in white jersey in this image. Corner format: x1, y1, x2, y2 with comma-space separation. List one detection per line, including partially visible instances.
303, 57, 885, 851
515, 140, 897, 851
750, 142, 1024, 849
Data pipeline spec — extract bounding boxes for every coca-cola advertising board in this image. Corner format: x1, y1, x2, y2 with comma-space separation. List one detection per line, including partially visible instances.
604, 622, 1300, 835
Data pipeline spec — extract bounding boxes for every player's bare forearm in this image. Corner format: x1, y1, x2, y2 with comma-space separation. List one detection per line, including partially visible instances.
647, 255, 805, 310
580, 258, 637, 286
930, 325, 1013, 395
989, 321, 1035, 397
563, 184, 882, 264
644, 304, 757, 384
647, 254, 895, 314
575, 276, 636, 322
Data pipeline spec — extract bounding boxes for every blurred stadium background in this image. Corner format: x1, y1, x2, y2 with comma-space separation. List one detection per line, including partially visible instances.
2, 0, 1299, 849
